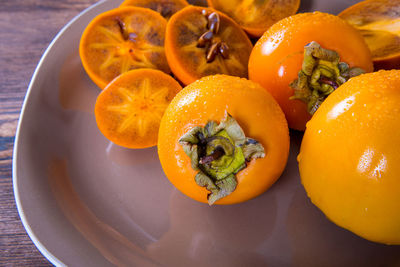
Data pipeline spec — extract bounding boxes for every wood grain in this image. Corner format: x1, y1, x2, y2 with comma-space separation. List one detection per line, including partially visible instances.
0, 1, 97, 265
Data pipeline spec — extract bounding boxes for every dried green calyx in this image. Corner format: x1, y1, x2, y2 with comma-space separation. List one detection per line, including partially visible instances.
179, 112, 265, 205
290, 41, 365, 114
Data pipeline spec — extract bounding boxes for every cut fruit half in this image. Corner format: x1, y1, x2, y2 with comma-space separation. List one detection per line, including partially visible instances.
339, 0, 400, 70
165, 5, 253, 85
95, 69, 182, 149
80, 7, 170, 89
207, 0, 300, 37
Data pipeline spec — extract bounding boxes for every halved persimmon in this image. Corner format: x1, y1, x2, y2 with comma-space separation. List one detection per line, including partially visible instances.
339, 0, 400, 70
207, 0, 300, 37
158, 75, 289, 205
165, 6, 253, 85
79, 7, 170, 89
120, 0, 189, 19
95, 69, 182, 149
249, 12, 373, 131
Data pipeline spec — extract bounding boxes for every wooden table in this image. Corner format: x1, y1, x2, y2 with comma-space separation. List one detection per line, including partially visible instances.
0, 1, 97, 265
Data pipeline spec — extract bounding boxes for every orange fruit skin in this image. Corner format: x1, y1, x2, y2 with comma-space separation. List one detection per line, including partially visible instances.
95, 69, 182, 149
298, 70, 400, 245
158, 75, 290, 205
80, 7, 169, 89
248, 12, 374, 131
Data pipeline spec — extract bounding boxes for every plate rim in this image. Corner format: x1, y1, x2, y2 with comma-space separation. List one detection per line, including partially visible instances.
12, 1, 109, 265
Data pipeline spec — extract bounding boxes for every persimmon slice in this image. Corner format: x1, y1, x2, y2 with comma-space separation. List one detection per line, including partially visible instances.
339, 0, 400, 69
207, 0, 300, 37
95, 69, 182, 149
79, 7, 170, 89
120, 0, 189, 19
165, 6, 253, 85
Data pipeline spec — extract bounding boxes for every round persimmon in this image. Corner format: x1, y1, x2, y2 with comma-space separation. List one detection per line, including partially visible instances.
207, 0, 300, 37
95, 69, 182, 149
120, 0, 188, 19
248, 12, 373, 131
158, 75, 289, 205
298, 70, 400, 245
79, 7, 170, 89
165, 6, 253, 85
339, 0, 400, 70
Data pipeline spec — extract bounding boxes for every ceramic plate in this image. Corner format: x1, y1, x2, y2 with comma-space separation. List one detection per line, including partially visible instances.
13, 0, 400, 266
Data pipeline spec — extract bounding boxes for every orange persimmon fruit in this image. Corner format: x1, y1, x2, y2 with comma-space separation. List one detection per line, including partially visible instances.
165, 6, 253, 85
339, 0, 400, 70
248, 12, 373, 131
298, 70, 400, 244
207, 0, 300, 37
80, 7, 170, 89
120, 0, 189, 19
95, 69, 182, 149
158, 75, 289, 205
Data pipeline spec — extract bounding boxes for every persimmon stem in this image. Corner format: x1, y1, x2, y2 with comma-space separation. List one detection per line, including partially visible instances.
290, 41, 365, 114
199, 146, 225, 164
179, 112, 265, 205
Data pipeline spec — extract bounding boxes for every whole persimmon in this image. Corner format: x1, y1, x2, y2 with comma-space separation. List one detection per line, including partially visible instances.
158, 75, 289, 205
248, 12, 373, 131
299, 70, 400, 245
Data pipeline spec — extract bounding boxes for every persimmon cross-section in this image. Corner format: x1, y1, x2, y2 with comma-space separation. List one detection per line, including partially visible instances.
105, 79, 169, 136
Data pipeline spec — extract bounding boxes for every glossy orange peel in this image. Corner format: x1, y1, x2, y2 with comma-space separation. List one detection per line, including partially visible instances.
158, 75, 289, 205
299, 70, 400, 245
